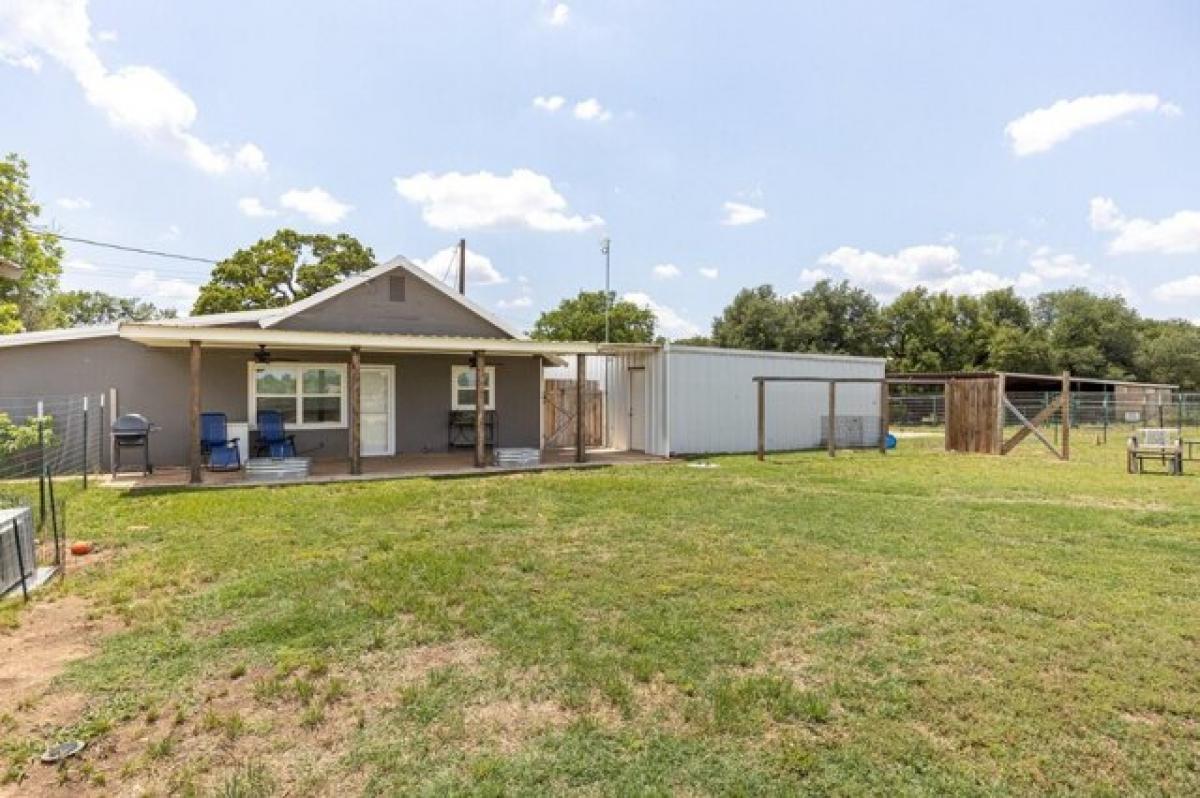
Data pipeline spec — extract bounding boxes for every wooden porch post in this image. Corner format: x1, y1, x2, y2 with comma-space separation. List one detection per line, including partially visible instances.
994, 373, 1007, 455
575, 353, 586, 463
188, 340, 202, 484
756, 378, 765, 461
1061, 371, 1071, 461
827, 381, 837, 458
349, 346, 362, 475
474, 351, 486, 467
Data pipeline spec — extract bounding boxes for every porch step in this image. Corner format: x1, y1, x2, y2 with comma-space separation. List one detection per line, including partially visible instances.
245, 457, 312, 481
493, 448, 541, 468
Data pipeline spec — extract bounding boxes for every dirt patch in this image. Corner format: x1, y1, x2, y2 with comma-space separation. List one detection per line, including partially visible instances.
0, 595, 118, 718
462, 699, 572, 753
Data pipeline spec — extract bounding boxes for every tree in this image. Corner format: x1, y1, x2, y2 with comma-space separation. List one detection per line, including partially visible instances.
786, 279, 884, 356
1034, 288, 1140, 379
711, 285, 791, 351
1136, 320, 1200, 390
531, 291, 656, 343
193, 229, 375, 314
50, 290, 177, 326
882, 288, 988, 372
0, 153, 63, 332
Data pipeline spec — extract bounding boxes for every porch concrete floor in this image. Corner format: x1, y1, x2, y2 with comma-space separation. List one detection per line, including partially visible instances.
100, 448, 669, 491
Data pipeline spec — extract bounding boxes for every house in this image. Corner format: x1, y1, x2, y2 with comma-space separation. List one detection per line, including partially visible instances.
0, 257, 20, 280
0, 256, 598, 482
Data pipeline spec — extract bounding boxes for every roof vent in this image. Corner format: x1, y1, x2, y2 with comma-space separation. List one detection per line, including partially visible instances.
388, 276, 406, 302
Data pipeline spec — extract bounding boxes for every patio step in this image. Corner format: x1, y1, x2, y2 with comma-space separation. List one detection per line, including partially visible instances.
245, 457, 312, 481
494, 448, 541, 468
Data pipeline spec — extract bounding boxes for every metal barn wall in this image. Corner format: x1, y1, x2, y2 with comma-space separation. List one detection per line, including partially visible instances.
605, 348, 670, 456
664, 346, 885, 455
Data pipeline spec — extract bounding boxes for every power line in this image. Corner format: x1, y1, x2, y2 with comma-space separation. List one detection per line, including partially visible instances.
31, 228, 218, 264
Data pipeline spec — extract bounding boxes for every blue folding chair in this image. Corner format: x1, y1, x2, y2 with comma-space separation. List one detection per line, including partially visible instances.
200, 412, 241, 471
255, 410, 296, 458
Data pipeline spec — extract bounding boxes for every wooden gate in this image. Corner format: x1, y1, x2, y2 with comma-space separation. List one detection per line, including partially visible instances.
945, 377, 1000, 454
543, 379, 604, 448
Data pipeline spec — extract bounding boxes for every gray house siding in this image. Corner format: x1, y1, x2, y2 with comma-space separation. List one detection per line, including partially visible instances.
0, 337, 541, 465
273, 273, 512, 337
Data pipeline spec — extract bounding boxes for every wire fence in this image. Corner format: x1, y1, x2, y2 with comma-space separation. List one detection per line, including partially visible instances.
891, 391, 1200, 445
0, 393, 107, 484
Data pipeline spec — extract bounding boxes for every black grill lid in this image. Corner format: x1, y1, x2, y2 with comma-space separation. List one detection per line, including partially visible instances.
112, 413, 152, 436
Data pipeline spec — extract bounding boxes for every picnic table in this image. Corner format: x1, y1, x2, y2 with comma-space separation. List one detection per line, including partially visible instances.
1127, 428, 1183, 475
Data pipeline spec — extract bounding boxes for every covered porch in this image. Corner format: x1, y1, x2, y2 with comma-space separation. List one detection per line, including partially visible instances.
118, 324, 612, 485
101, 448, 666, 490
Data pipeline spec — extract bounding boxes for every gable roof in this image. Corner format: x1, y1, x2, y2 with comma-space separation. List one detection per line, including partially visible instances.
259, 256, 526, 339
0, 254, 526, 349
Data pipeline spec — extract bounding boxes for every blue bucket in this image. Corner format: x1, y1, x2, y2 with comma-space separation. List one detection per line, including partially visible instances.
885, 433, 898, 450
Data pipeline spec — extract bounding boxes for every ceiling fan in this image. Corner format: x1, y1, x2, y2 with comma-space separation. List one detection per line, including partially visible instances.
253, 344, 298, 364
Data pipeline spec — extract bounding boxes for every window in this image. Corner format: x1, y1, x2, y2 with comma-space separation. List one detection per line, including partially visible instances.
451, 365, 495, 411
250, 363, 346, 428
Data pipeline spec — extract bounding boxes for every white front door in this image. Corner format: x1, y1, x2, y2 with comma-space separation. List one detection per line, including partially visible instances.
629, 368, 646, 451
360, 366, 395, 456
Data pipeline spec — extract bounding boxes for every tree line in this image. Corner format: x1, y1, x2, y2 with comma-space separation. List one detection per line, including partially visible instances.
5, 151, 1197, 389
684, 281, 1200, 389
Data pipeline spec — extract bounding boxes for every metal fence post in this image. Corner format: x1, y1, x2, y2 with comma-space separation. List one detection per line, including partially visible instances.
82, 396, 89, 489
12, 518, 29, 602
37, 399, 45, 526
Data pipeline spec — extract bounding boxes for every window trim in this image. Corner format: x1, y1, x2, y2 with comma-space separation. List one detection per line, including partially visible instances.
451, 365, 496, 411
247, 361, 348, 430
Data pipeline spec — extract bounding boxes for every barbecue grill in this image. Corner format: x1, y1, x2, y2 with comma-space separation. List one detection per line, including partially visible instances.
111, 413, 157, 475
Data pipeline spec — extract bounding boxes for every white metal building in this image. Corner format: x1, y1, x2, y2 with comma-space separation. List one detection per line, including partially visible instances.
599, 344, 886, 456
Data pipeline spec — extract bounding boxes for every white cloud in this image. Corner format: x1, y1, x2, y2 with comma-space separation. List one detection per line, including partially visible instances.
623, 291, 700, 338
573, 98, 611, 122
95, 28, 116, 42
817, 243, 1013, 296
1089, 196, 1200, 255
1026, 246, 1092, 279
237, 197, 277, 218
652, 263, 681, 280
279, 187, 352, 225
413, 246, 506, 287
0, 0, 263, 174
160, 224, 181, 241
234, 142, 268, 174
548, 3, 570, 26
130, 268, 199, 313
56, 196, 91, 210
1153, 275, 1200, 302
532, 95, 565, 112
720, 201, 766, 226
1005, 93, 1181, 156
394, 169, 603, 233
497, 295, 533, 309
798, 268, 829, 284
64, 257, 95, 271
699, 267, 719, 279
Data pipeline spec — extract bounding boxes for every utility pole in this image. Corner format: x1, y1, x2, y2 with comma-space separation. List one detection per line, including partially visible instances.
600, 237, 611, 342
457, 238, 466, 295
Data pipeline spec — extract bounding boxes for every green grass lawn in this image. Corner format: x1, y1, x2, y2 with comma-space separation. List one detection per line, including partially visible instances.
4, 435, 1200, 795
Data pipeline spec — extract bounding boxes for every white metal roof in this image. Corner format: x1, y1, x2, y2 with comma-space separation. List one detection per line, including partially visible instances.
118, 323, 594, 357
0, 324, 119, 348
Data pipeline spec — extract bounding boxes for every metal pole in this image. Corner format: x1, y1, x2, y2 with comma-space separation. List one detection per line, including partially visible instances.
12, 519, 28, 602
37, 400, 45, 526
756, 379, 765, 461
601, 238, 611, 343
82, 396, 89, 489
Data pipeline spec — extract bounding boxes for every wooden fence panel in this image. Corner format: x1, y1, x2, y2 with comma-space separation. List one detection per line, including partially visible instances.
946, 377, 999, 454
543, 379, 604, 448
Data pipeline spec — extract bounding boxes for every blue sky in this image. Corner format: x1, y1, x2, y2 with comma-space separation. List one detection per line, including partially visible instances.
2, 1, 1198, 335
